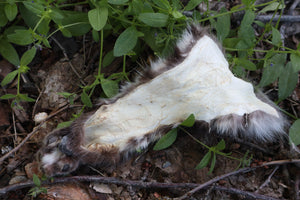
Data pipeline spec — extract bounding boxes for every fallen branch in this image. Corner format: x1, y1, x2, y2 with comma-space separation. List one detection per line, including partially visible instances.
174, 159, 300, 200
213, 185, 281, 200
255, 15, 300, 22
1, 159, 299, 198
0, 176, 281, 200
0, 176, 279, 200
255, 166, 279, 193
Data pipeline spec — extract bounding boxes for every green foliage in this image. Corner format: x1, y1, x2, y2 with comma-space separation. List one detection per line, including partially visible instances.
101, 78, 119, 98
113, 26, 139, 57
153, 128, 178, 151
28, 174, 47, 197
0, 0, 299, 146
195, 139, 229, 174
88, 6, 108, 31
278, 62, 298, 101
289, 119, 300, 146
58, 92, 76, 104
153, 114, 195, 150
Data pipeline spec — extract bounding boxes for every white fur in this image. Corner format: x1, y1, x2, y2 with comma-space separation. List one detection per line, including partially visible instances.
82, 34, 283, 152
41, 150, 61, 166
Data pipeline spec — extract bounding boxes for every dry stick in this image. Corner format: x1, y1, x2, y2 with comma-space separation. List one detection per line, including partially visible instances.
0, 105, 70, 164
0, 176, 280, 200
255, 15, 300, 22
174, 159, 300, 200
173, 167, 254, 200
213, 185, 280, 200
1, 159, 299, 198
255, 165, 279, 193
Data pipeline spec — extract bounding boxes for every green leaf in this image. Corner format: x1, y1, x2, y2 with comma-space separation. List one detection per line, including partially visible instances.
37, 17, 50, 35
291, 53, 300, 72
216, 8, 230, 42
5, 3, 17, 21
60, 26, 72, 38
208, 153, 216, 174
271, 27, 281, 46
278, 62, 298, 101
259, 2, 285, 14
153, 128, 178, 150
223, 38, 240, 49
138, 13, 168, 27
242, 0, 255, 7
32, 174, 41, 187
195, 151, 211, 169
180, 114, 195, 127
0, 39, 20, 66
49, 8, 64, 21
18, 94, 35, 102
152, 0, 171, 10
53, 10, 91, 36
101, 79, 119, 98
0, 94, 16, 100
108, 0, 129, 4
1, 70, 18, 87
20, 48, 36, 66
184, 0, 203, 11
171, 10, 184, 19
23, 1, 44, 15
81, 90, 92, 107
235, 58, 257, 71
215, 139, 226, 151
0, 6, 8, 27
289, 119, 300, 146
88, 7, 108, 31
103, 51, 115, 67
19, 4, 39, 29
259, 53, 286, 87
238, 10, 255, 47
57, 121, 73, 129
7, 29, 34, 45
113, 26, 138, 57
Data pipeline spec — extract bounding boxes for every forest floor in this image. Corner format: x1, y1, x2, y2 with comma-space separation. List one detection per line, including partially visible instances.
0, 0, 300, 199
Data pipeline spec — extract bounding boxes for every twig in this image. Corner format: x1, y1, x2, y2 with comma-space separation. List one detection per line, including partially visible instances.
0, 176, 200, 195
0, 176, 280, 200
2, 159, 299, 197
213, 185, 281, 200
255, 166, 279, 193
11, 112, 17, 143
255, 15, 300, 22
2, 158, 299, 198
31, 87, 44, 119
175, 159, 300, 200
0, 105, 70, 164
288, 0, 300, 15
174, 167, 254, 200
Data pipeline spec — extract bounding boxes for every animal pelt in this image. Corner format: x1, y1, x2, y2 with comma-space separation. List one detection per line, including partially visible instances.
39, 25, 287, 176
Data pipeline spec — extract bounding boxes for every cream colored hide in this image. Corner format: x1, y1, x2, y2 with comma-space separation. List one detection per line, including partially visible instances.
83, 35, 283, 153
41, 27, 285, 176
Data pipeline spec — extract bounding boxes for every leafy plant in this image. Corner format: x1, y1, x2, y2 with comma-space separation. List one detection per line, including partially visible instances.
28, 174, 47, 198
153, 114, 253, 173
0, 0, 299, 147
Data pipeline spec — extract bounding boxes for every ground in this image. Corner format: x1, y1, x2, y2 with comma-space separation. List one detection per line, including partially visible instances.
0, 0, 300, 199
